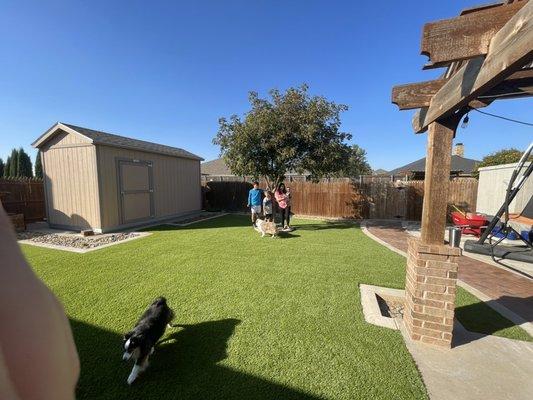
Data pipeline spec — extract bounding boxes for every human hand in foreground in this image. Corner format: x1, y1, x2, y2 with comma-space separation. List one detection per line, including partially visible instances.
0, 206, 79, 400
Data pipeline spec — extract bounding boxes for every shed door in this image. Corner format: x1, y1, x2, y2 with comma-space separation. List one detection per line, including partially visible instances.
118, 159, 154, 224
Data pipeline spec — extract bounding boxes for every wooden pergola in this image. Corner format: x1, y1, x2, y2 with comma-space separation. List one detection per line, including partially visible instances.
391, 0, 532, 347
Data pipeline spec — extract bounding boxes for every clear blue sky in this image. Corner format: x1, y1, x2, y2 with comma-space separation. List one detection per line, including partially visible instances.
1, 0, 531, 171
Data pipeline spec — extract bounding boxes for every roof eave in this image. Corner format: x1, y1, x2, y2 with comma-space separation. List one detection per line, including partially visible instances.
32, 122, 94, 148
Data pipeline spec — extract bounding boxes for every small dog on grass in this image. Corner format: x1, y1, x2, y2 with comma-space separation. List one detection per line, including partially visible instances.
123, 297, 174, 384
254, 218, 279, 238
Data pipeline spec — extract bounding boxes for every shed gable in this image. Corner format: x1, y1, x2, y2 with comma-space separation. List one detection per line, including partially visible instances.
39, 129, 92, 151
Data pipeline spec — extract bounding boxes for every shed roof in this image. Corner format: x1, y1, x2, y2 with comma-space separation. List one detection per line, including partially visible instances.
389, 155, 479, 175
32, 122, 203, 161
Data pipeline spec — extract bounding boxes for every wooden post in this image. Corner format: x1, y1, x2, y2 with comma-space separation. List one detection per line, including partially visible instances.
420, 117, 459, 245
403, 116, 464, 348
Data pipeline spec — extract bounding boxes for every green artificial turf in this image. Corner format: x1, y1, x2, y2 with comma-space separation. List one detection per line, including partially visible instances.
455, 287, 532, 342
21, 215, 530, 400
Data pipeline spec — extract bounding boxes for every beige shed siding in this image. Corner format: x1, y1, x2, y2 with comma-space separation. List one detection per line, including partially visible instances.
477, 162, 533, 217
97, 145, 201, 229
41, 142, 101, 229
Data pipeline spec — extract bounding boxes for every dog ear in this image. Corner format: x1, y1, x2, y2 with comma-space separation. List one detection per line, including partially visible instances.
153, 297, 167, 306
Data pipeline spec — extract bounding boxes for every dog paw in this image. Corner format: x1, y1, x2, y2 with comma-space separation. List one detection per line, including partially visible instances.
127, 364, 142, 384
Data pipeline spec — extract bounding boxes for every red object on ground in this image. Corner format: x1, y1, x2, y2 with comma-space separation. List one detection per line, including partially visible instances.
450, 211, 488, 237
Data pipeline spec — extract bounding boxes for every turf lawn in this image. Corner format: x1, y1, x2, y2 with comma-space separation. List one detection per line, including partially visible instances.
22, 215, 531, 400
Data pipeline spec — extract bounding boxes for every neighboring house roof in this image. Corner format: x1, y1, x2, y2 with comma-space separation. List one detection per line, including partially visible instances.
389, 155, 479, 175
201, 158, 310, 177
32, 122, 203, 161
201, 158, 233, 176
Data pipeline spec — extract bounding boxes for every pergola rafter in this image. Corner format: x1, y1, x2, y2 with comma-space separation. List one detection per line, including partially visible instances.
414, 1, 533, 133
392, 66, 533, 110
391, 0, 533, 348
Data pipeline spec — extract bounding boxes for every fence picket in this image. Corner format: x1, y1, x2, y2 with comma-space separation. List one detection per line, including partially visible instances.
0, 179, 46, 221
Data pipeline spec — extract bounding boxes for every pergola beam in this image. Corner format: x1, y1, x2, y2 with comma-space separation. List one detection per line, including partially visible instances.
422, 1, 526, 64
392, 67, 533, 110
391, 79, 447, 110
413, 0, 533, 133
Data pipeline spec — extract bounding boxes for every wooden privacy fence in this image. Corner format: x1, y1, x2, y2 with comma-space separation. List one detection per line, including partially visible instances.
405, 179, 479, 220
203, 178, 478, 220
0, 179, 46, 221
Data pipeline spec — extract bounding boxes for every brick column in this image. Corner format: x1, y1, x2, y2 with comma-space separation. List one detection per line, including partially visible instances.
404, 237, 461, 348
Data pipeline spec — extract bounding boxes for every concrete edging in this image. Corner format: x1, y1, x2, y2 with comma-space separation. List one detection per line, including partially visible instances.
359, 284, 404, 330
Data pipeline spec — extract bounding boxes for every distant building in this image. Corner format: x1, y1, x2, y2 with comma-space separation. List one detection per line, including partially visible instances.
201, 158, 235, 180
201, 158, 309, 182
388, 143, 479, 180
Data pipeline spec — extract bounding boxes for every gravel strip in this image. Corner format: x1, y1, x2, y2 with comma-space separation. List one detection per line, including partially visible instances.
377, 294, 404, 318
17, 232, 139, 249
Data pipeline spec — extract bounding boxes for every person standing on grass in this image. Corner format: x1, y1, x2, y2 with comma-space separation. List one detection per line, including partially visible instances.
275, 182, 292, 231
247, 180, 263, 225
286, 186, 292, 219
263, 191, 273, 222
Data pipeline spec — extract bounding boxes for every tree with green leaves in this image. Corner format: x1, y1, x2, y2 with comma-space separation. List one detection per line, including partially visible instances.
17, 147, 33, 178
2, 148, 34, 178
3, 156, 10, 177
474, 148, 531, 178
0, 158, 4, 178
8, 149, 18, 177
214, 84, 353, 189
341, 144, 372, 177
35, 151, 43, 179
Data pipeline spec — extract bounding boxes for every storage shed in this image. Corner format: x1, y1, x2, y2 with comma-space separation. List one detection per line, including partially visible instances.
32, 122, 203, 232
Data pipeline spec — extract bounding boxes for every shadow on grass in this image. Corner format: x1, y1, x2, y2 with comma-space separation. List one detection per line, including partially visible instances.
294, 222, 358, 231
454, 295, 533, 345
278, 232, 301, 239
70, 318, 324, 400
146, 214, 358, 235
145, 214, 252, 232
